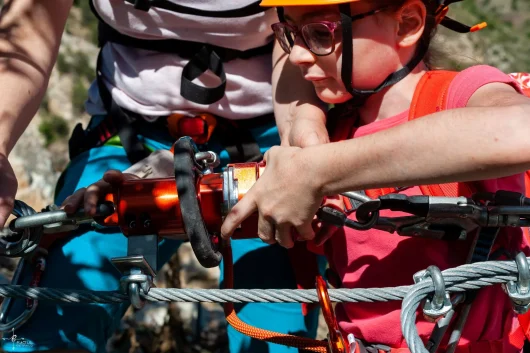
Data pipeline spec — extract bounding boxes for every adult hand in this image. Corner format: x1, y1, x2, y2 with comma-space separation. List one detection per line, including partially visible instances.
61, 170, 139, 217
221, 146, 326, 248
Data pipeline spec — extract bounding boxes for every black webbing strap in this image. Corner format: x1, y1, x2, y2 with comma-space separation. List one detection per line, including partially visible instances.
95, 50, 150, 164
125, 0, 265, 17
180, 46, 226, 105
214, 117, 272, 163
337, 4, 428, 98
95, 19, 274, 58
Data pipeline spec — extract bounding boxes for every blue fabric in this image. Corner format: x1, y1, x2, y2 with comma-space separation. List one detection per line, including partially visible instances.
1, 116, 321, 353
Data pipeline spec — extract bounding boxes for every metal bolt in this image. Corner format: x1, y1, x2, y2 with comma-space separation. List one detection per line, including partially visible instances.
143, 220, 151, 228
129, 221, 136, 229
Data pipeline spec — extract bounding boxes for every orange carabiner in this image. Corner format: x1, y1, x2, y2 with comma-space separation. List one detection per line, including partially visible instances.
316, 276, 350, 353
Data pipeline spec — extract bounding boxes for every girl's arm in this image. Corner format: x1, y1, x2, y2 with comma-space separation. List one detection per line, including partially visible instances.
271, 40, 329, 147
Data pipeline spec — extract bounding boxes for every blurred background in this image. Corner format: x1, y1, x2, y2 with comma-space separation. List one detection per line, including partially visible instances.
2, 0, 530, 352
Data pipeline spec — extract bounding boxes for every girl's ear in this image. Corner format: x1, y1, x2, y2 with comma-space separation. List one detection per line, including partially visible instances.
395, 0, 427, 49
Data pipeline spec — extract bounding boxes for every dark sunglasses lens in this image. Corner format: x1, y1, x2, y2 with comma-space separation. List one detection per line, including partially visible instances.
302, 23, 334, 55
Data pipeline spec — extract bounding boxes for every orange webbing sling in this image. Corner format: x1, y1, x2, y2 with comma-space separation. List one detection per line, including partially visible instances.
221, 240, 328, 352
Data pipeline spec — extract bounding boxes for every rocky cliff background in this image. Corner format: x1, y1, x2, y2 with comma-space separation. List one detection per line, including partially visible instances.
3, 0, 530, 352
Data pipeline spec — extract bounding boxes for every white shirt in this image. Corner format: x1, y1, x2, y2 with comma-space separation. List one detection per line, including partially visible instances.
86, 0, 277, 120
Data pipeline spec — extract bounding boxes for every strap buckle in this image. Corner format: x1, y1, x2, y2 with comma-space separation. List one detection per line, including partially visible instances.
167, 113, 217, 145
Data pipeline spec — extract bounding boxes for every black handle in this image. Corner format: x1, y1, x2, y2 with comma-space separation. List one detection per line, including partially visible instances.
173, 137, 222, 268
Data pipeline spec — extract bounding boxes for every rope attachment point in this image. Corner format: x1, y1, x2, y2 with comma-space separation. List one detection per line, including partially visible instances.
413, 265, 453, 322
503, 252, 530, 314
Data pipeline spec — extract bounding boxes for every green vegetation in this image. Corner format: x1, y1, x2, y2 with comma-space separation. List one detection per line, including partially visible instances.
39, 114, 70, 147
71, 0, 99, 45
439, 0, 530, 72
56, 48, 95, 83
55, 47, 95, 115
72, 78, 89, 115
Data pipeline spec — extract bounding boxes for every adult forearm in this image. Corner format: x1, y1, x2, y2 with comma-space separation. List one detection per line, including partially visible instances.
310, 104, 530, 195
0, 0, 72, 156
0, 60, 50, 156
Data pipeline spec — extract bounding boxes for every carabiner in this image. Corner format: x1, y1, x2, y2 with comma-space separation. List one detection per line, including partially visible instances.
316, 276, 349, 353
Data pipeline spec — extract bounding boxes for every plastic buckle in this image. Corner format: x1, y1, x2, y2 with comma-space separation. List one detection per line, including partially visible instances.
503, 252, 530, 314
316, 276, 348, 353
167, 113, 217, 145
413, 266, 452, 322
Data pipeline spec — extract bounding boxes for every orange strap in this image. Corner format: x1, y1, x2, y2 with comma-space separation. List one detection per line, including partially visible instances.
363, 70, 478, 198
359, 71, 479, 198
511, 311, 530, 348
221, 241, 328, 353
365, 180, 477, 199
408, 70, 458, 120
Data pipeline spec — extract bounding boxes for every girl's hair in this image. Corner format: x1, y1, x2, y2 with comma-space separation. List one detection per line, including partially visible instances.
373, 0, 444, 69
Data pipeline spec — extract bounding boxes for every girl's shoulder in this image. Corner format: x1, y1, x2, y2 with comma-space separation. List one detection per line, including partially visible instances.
445, 65, 523, 109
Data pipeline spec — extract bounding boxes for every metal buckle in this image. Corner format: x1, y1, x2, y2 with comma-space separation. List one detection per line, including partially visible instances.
111, 255, 155, 310
195, 151, 220, 174
413, 266, 453, 322
503, 252, 530, 314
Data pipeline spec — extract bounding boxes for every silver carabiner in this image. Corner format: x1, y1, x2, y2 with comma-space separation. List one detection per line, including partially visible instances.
0, 256, 45, 332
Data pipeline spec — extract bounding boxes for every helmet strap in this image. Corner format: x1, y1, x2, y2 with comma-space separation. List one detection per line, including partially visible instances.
338, 4, 428, 99
276, 6, 285, 21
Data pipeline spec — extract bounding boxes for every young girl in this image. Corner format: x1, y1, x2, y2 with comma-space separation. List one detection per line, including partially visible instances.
222, 0, 530, 351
